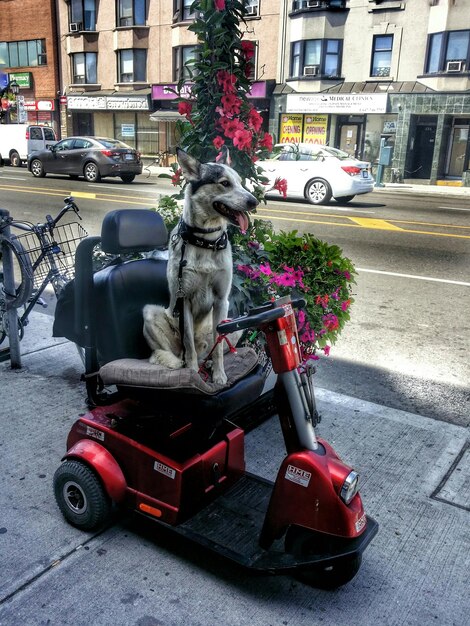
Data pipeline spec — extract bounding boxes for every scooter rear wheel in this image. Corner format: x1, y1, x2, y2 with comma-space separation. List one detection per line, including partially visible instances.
285, 526, 362, 590
54, 460, 111, 530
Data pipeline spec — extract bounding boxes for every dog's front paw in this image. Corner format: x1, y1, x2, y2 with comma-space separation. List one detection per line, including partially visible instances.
212, 371, 227, 385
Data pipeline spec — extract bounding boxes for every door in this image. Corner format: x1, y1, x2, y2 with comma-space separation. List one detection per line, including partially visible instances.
73, 112, 94, 136
338, 125, 361, 158
446, 125, 469, 178
409, 123, 436, 179
47, 138, 76, 174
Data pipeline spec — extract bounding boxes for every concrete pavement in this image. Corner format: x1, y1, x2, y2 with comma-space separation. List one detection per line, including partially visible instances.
0, 310, 468, 626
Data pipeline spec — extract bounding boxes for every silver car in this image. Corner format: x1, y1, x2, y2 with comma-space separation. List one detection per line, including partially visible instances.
28, 136, 143, 183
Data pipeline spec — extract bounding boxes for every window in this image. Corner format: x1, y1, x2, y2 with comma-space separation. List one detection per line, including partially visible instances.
425, 30, 469, 73
72, 52, 97, 84
70, 0, 97, 30
173, 0, 197, 22
292, 0, 346, 10
73, 138, 93, 149
245, 0, 259, 17
117, 0, 146, 27
371, 35, 393, 77
173, 46, 199, 81
290, 39, 342, 78
0, 39, 46, 68
118, 49, 147, 82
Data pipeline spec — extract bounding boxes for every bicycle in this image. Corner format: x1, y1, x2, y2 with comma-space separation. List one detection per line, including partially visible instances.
144, 150, 172, 177
0, 196, 87, 347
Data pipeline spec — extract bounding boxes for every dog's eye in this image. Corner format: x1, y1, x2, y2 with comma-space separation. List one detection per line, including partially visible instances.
219, 180, 230, 187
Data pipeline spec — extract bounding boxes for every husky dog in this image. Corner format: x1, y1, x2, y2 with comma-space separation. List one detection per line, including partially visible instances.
143, 148, 258, 384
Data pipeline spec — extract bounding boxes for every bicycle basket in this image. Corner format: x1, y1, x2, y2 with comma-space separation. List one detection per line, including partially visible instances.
12, 222, 88, 291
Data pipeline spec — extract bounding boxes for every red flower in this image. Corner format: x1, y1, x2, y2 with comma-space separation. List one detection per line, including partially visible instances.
216, 70, 236, 93
219, 117, 244, 139
214, 0, 225, 9
247, 107, 263, 133
221, 93, 242, 116
258, 132, 273, 152
171, 168, 183, 186
241, 40, 256, 60
273, 177, 288, 198
213, 136, 225, 150
178, 101, 192, 118
233, 129, 253, 151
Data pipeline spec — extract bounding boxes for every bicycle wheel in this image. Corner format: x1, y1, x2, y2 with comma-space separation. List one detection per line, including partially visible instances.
0, 309, 25, 345
0, 235, 34, 309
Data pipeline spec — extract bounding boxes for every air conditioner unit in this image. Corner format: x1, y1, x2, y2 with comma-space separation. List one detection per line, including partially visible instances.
307, 0, 321, 8
246, 5, 258, 16
304, 65, 319, 76
446, 60, 463, 72
69, 22, 82, 32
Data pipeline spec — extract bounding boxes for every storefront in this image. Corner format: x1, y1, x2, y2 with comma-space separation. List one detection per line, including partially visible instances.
65, 92, 157, 155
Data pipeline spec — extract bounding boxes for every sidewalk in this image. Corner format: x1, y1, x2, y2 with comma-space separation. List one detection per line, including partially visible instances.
0, 310, 468, 626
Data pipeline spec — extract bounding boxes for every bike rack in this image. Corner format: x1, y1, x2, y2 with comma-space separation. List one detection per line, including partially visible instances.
0, 208, 22, 368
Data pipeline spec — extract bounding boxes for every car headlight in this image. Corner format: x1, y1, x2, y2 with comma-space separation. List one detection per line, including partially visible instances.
340, 470, 359, 505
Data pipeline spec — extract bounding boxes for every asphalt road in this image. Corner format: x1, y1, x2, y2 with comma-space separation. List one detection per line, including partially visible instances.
1, 167, 469, 426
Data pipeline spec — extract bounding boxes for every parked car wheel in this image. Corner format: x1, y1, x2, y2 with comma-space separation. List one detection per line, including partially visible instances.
305, 178, 332, 205
84, 162, 101, 183
336, 195, 355, 204
120, 174, 135, 183
30, 158, 46, 177
10, 151, 21, 167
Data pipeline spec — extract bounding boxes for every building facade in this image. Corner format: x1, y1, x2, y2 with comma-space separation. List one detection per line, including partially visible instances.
0, 0, 60, 130
273, 0, 470, 184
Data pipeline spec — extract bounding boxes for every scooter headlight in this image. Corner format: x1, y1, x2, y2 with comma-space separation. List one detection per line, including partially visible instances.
340, 470, 359, 505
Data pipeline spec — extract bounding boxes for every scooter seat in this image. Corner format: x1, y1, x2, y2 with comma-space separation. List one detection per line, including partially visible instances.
99, 347, 265, 419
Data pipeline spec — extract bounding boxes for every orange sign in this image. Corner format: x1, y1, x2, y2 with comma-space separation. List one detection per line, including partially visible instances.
303, 115, 328, 144
279, 114, 303, 143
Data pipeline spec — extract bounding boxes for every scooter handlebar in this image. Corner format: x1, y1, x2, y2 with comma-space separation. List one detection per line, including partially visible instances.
217, 298, 306, 334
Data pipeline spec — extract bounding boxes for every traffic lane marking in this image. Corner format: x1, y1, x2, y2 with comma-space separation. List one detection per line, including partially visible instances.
348, 217, 404, 231
0, 183, 158, 205
262, 204, 376, 215
438, 206, 470, 212
259, 212, 470, 239
357, 268, 470, 287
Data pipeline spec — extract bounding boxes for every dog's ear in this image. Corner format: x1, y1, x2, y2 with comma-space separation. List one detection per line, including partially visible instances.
216, 145, 231, 166
177, 148, 201, 181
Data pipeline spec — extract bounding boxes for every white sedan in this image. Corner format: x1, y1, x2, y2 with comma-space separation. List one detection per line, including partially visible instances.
259, 143, 374, 205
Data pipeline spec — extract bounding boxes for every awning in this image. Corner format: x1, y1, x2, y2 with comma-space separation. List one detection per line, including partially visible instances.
150, 110, 183, 122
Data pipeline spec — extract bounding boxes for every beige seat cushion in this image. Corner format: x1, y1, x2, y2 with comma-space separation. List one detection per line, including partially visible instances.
99, 347, 259, 395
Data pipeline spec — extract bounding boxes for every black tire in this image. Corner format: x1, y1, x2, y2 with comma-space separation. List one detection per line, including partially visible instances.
10, 151, 21, 167
30, 158, 46, 178
305, 178, 332, 205
285, 526, 362, 589
0, 236, 34, 308
336, 195, 355, 204
120, 174, 135, 183
84, 162, 101, 183
53, 459, 111, 530
0, 311, 25, 345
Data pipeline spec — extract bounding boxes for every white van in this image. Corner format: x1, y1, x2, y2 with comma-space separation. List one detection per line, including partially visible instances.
0, 124, 57, 166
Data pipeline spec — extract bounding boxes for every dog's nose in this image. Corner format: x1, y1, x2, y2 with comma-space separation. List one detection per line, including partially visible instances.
247, 194, 258, 210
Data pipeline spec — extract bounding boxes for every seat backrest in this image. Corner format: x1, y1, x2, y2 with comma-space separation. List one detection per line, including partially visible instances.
93, 209, 170, 364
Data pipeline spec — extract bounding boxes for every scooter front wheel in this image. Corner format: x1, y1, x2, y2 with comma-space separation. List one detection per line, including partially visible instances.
285, 526, 362, 590
54, 459, 111, 530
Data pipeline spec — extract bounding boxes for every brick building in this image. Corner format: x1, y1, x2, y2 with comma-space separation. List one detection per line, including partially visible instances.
0, 0, 60, 130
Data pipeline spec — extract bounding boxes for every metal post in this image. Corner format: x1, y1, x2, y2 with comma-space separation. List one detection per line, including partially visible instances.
0, 210, 22, 368
375, 137, 386, 188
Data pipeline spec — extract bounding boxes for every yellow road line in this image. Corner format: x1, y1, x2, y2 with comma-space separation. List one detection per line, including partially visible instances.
73, 191, 97, 199
347, 217, 404, 231
0, 184, 155, 206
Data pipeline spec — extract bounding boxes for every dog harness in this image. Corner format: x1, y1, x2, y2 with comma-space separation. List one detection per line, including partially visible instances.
171, 218, 229, 365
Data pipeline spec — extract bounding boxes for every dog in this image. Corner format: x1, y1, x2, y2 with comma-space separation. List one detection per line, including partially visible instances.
143, 148, 258, 384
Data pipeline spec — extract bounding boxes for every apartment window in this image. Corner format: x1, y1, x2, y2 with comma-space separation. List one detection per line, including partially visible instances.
72, 52, 97, 84
292, 0, 346, 10
117, 0, 146, 27
118, 49, 147, 82
0, 39, 46, 68
290, 39, 342, 78
70, 0, 96, 31
371, 35, 393, 77
173, 0, 197, 22
245, 0, 260, 17
425, 30, 469, 73
173, 46, 199, 81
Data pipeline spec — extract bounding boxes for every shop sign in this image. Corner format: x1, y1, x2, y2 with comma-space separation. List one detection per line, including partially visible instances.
67, 95, 149, 110
152, 81, 267, 101
383, 120, 397, 134
67, 95, 107, 110
59, 96, 68, 106
287, 93, 388, 114
23, 99, 55, 111
303, 114, 328, 144
121, 124, 135, 137
279, 114, 304, 143
8, 72, 32, 88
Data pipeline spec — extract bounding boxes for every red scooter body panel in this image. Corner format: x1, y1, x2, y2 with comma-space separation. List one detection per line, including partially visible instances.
260, 439, 366, 548
65, 400, 245, 524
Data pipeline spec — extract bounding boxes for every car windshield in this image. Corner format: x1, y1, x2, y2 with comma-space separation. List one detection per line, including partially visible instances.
269, 144, 354, 161
96, 138, 133, 150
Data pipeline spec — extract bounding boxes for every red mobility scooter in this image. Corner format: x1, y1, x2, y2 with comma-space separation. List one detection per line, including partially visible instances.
53, 209, 377, 589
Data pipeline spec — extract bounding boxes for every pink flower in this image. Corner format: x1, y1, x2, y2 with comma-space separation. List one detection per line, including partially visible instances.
323, 313, 339, 331
272, 272, 296, 287
341, 299, 351, 311
233, 129, 253, 151
213, 136, 225, 150
323, 345, 331, 356
273, 177, 287, 198
214, 0, 225, 9
259, 262, 272, 276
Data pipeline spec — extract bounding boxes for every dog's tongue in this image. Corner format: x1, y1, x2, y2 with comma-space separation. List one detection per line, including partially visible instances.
236, 212, 250, 234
